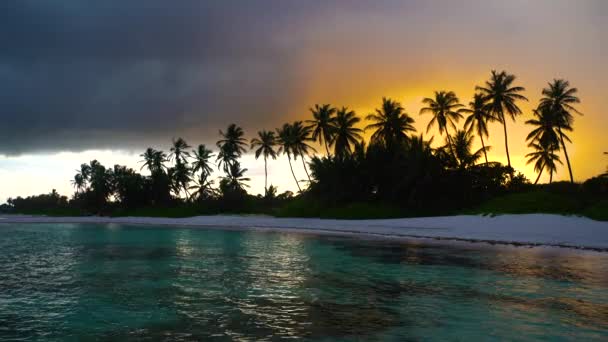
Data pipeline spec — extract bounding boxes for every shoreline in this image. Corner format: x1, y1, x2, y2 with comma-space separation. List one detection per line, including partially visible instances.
1, 213, 608, 252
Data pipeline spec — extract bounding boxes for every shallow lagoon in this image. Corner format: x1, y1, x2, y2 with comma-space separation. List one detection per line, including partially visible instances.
1, 223, 607, 340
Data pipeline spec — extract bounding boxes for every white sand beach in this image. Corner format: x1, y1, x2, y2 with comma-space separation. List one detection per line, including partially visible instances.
1, 213, 607, 251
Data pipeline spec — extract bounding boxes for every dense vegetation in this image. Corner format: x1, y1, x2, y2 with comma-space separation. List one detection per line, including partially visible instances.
3, 71, 607, 220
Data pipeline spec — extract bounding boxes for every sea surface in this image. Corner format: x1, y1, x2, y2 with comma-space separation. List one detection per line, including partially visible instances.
1, 223, 607, 341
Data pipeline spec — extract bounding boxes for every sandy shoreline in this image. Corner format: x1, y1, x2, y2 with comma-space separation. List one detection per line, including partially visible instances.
1, 213, 608, 251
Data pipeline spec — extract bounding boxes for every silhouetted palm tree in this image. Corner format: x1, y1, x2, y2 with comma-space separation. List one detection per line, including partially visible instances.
140, 148, 167, 174
71, 173, 86, 194
420, 91, 464, 160
462, 93, 494, 164
276, 123, 302, 192
223, 161, 250, 191
251, 130, 278, 195
526, 106, 563, 155
78, 163, 91, 182
526, 140, 562, 184
217, 124, 247, 174
476, 70, 528, 168
365, 97, 416, 148
332, 107, 363, 159
291, 121, 315, 182
307, 104, 337, 156
169, 137, 191, 164
538, 79, 581, 183
192, 144, 215, 180
171, 159, 192, 199
449, 130, 490, 169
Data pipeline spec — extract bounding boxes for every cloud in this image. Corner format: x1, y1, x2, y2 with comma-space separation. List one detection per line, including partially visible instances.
0, 0, 606, 156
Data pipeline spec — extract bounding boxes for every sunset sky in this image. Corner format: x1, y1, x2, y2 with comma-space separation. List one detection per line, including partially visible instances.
1, 0, 607, 202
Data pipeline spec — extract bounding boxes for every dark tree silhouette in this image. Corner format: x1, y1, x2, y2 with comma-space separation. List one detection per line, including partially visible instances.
276, 123, 302, 192
538, 79, 581, 183
365, 97, 416, 149
291, 121, 316, 183
307, 104, 337, 156
526, 140, 562, 184
332, 107, 363, 159
462, 93, 494, 164
476, 70, 528, 168
217, 124, 247, 174
251, 130, 278, 195
420, 90, 464, 160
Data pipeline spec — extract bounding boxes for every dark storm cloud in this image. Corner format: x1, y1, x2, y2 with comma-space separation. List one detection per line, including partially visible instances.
0, 0, 332, 154
1, 0, 606, 155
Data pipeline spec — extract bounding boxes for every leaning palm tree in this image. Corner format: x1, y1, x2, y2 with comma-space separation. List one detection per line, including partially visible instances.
307, 104, 337, 156
476, 70, 528, 168
420, 90, 464, 160
291, 121, 316, 182
250, 130, 278, 195
462, 93, 494, 164
365, 97, 416, 148
526, 140, 562, 184
331, 107, 363, 159
276, 123, 302, 192
538, 79, 581, 183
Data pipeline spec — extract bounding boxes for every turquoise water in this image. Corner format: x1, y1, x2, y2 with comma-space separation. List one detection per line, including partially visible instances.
0, 224, 607, 341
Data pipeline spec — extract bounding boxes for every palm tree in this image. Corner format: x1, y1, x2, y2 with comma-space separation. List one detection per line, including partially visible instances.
525, 107, 563, 154
526, 140, 562, 184
71, 173, 86, 194
140, 148, 167, 174
250, 130, 278, 195
538, 79, 581, 183
365, 97, 416, 148
307, 104, 337, 156
291, 121, 315, 182
420, 91, 464, 160
191, 144, 215, 180
216, 124, 247, 174
449, 130, 491, 169
331, 107, 363, 159
462, 93, 494, 164
476, 70, 528, 168
78, 163, 91, 183
170, 161, 192, 199
224, 161, 250, 191
276, 123, 301, 192
169, 138, 191, 164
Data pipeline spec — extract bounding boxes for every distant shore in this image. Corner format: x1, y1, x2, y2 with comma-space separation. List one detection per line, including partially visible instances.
2, 213, 607, 252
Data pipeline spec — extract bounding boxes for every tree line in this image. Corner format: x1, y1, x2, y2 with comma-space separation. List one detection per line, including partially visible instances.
5, 70, 590, 215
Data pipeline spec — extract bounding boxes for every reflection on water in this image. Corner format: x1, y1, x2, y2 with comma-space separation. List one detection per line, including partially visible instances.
0, 223, 607, 340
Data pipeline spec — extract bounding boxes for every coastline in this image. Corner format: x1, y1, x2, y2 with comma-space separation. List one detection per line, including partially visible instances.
2, 213, 608, 252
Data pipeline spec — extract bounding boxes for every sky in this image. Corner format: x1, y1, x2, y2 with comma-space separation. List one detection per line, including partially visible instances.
1, 0, 607, 202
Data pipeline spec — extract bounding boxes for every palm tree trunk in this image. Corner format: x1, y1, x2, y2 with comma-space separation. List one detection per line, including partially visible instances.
534, 166, 544, 185
287, 154, 302, 192
300, 154, 312, 182
480, 134, 488, 165
445, 127, 457, 165
550, 170, 553, 184
502, 114, 512, 168
324, 139, 330, 157
264, 155, 268, 196
558, 128, 574, 183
